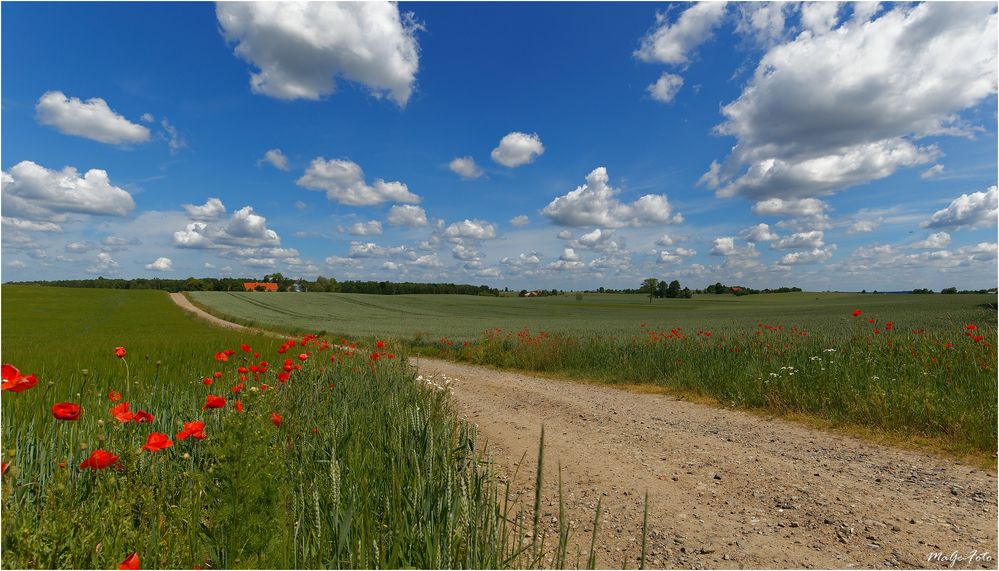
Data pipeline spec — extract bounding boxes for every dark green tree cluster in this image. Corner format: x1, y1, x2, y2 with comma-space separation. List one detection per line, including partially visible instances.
640, 278, 693, 302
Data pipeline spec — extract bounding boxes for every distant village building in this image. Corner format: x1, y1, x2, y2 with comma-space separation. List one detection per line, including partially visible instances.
243, 282, 279, 292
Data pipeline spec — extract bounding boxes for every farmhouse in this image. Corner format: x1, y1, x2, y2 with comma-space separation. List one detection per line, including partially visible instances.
243, 282, 279, 292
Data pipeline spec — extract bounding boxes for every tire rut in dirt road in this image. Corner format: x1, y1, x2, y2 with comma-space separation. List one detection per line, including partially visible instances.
412, 358, 997, 570
168, 293, 997, 569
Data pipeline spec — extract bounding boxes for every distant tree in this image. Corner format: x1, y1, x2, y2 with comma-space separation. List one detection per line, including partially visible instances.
655, 280, 669, 299
941, 287, 958, 294
641, 278, 659, 303
667, 280, 682, 299
681, 287, 692, 299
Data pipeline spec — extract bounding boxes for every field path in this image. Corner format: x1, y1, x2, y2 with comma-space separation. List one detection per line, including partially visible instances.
170, 292, 998, 569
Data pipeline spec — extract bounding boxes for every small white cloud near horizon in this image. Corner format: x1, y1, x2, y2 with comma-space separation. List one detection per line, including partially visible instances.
346, 220, 383, 236
449, 156, 483, 179
145, 257, 174, 271
35, 91, 150, 145
491, 132, 544, 168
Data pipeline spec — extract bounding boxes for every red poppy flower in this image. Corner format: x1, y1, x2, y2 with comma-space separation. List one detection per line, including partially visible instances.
237, 366, 248, 374
51, 402, 81, 421
240, 343, 251, 353
885, 322, 894, 331
260, 384, 268, 390
1, 365, 38, 393
270, 412, 281, 427
224, 349, 235, 356
176, 420, 206, 441
202, 378, 212, 386
215, 352, 228, 362
973, 335, 984, 343
966, 324, 978, 331
118, 552, 139, 570
277, 372, 290, 383
376, 340, 385, 349
231, 383, 244, 393
201, 395, 225, 410
114, 347, 127, 359
134, 410, 154, 423
249, 365, 259, 373
110, 402, 135, 423
298, 353, 308, 362
311, 427, 318, 433
1, 462, 7, 475
235, 400, 244, 413
80, 449, 118, 470
851, 310, 862, 317
108, 390, 122, 402
387, 353, 395, 359
868, 318, 875, 324
142, 432, 173, 452
369, 352, 380, 361
213, 371, 223, 379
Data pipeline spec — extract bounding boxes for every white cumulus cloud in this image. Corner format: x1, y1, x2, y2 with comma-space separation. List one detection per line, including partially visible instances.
542, 167, 682, 228
923, 186, 998, 230
1, 161, 135, 222
491, 132, 544, 168
216, 1, 421, 105
182, 198, 227, 221
35, 91, 150, 145
145, 257, 174, 271
260, 149, 290, 171
297, 158, 420, 206
387, 204, 428, 227
635, 2, 728, 65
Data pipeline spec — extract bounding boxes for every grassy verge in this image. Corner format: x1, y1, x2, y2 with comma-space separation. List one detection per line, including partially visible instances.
1, 286, 604, 569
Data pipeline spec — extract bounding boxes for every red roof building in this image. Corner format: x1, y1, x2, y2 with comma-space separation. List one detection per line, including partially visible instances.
243, 282, 279, 292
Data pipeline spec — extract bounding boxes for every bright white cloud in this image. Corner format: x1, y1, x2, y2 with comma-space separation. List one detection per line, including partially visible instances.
145, 257, 174, 271
216, 1, 421, 105
173, 205, 281, 249
182, 198, 226, 221
704, 3, 997, 201
800, 2, 842, 34
654, 234, 674, 247
297, 158, 420, 206
1, 161, 135, 222
648, 73, 683, 103
574, 228, 623, 253
35, 91, 149, 145
347, 241, 410, 258
733, 2, 796, 47
386, 204, 428, 227
776, 246, 837, 266
491, 132, 544, 168
444, 219, 496, 241
912, 232, 951, 249
542, 167, 682, 228
260, 149, 290, 171
634, 2, 728, 65
923, 186, 998, 230
509, 215, 529, 228
449, 156, 483, 179
741, 223, 779, 243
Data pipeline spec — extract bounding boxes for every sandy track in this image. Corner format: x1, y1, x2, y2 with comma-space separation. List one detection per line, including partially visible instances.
171, 292, 997, 569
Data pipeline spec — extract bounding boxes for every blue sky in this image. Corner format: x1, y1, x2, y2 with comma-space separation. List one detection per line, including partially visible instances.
2, 1, 997, 291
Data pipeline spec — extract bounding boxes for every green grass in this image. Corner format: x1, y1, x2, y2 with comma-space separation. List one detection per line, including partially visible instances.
188, 290, 998, 455
1, 286, 589, 569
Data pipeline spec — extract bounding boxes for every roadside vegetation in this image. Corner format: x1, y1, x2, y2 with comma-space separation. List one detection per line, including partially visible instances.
187, 290, 998, 456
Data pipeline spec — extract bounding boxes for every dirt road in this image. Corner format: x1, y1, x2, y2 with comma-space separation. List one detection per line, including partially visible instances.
171, 293, 998, 569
